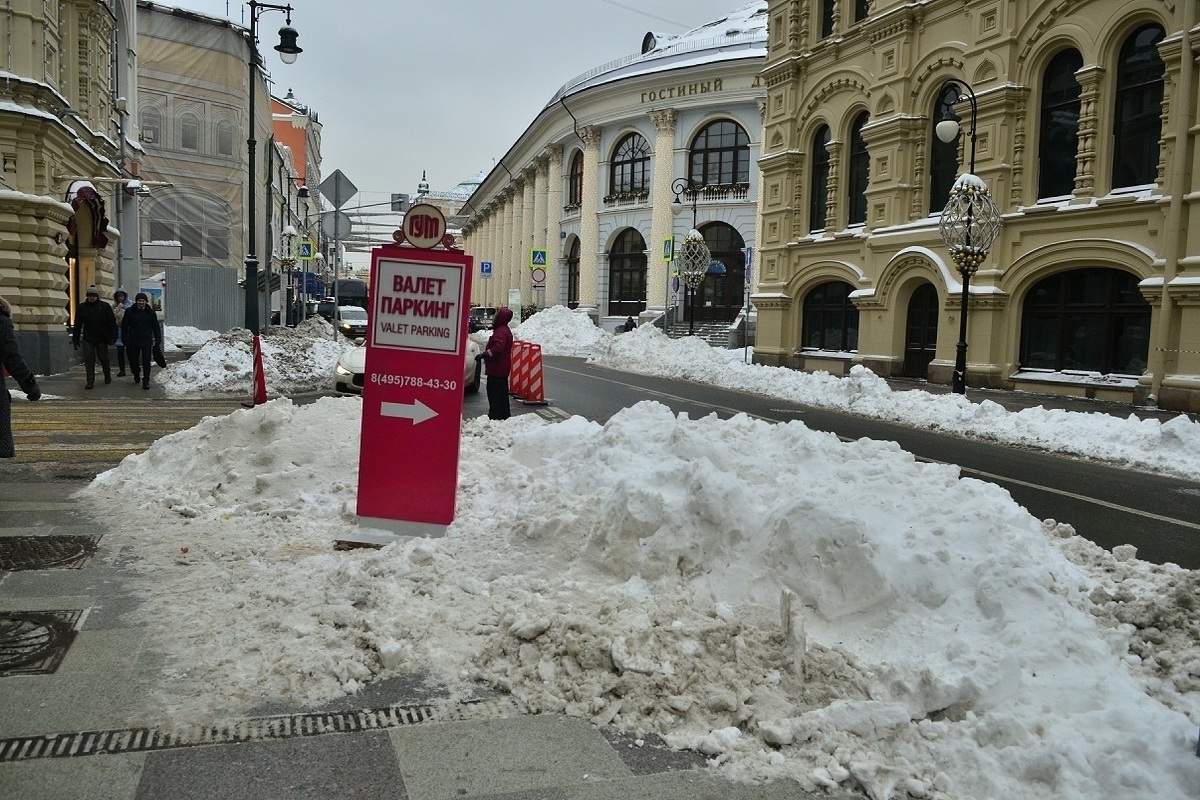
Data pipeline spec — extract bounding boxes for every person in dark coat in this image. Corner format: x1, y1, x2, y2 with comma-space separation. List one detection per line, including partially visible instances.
477, 306, 514, 420
121, 292, 163, 390
1, 296, 41, 458
72, 284, 117, 389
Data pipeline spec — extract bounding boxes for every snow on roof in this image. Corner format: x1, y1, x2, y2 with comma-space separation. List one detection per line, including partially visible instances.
548, 1, 768, 104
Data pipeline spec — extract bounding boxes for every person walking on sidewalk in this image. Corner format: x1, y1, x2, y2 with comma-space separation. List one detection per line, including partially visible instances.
121, 292, 162, 390
477, 306, 514, 420
111, 289, 131, 376
71, 285, 117, 389
1, 296, 41, 458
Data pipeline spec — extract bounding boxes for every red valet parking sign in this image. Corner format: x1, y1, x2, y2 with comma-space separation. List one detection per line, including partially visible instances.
357, 245, 473, 534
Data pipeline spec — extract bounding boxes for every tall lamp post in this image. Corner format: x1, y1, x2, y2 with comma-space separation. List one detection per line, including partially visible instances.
671, 178, 709, 335
935, 80, 1002, 394
243, 1, 301, 335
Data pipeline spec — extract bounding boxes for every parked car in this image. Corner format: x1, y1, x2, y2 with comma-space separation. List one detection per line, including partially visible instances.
334, 305, 369, 340
333, 339, 482, 396
468, 306, 497, 332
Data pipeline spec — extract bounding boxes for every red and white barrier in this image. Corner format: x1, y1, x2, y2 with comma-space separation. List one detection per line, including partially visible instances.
509, 340, 547, 405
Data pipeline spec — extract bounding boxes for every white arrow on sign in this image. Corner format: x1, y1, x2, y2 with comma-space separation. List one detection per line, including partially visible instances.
380, 399, 437, 424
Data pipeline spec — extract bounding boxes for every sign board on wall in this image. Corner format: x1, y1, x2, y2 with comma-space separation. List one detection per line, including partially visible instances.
357, 246, 474, 535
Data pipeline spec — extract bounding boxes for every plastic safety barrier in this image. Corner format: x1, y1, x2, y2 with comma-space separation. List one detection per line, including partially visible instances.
509, 340, 547, 405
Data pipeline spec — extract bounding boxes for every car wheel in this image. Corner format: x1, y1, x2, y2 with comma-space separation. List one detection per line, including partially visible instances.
465, 360, 481, 395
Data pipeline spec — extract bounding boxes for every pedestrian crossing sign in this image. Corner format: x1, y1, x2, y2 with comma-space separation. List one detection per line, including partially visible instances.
297, 240, 315, 260
530, 249, 547, 268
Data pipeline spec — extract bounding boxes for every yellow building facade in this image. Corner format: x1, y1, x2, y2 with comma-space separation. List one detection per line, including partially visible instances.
0, 0, 141, 373
755, 0, 1200, 412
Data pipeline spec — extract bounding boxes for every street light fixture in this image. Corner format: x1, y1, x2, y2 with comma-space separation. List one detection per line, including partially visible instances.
935, 80, 1002, 394
243, 1, 302, 336
671, 178, 709, 335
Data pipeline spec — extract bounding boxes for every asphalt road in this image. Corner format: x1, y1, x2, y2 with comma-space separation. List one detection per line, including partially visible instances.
538, 356, 1200, 570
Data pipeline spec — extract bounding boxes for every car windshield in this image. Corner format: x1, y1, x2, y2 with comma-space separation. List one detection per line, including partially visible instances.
340, 308, 367, 321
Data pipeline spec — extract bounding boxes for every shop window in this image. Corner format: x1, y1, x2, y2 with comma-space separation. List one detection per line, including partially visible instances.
609, 133, 650, 196
1020, 268, 1150, 374
1111, 24, 1165, 189
802, 281, 859, 351
847, 112, 870, 225
688, 120, 750, 187
1038, 49, 1083, 199
809, 126, 831, 232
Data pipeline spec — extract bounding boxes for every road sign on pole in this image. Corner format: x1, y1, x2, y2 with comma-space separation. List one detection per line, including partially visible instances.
318, 170, 357, 210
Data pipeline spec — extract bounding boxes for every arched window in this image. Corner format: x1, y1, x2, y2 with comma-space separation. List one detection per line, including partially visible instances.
929, 84, 961, 212
216, 120, 235, 157
809, 126, 831, 232
820, 0, 835, 38
1019, 268, 1150, 374
688, 120, 750, 187
1112, 24, 1165, 189
609, 133, 650, 196
802, 281, 859, 351
567, 238, 580, 309
847, 112, 870, 225
567, 151, 584, 208
607, 228, 647, 317
140, 107, 161, 145
1038, 49, 1083, 199
180, 112, 200, 152
142, 190, 231, 261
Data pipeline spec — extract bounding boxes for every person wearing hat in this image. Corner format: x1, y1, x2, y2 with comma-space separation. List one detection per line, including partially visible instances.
121, 292, 162, 390
71, 284, 117, 389
1, 295, 41, 458
111, 289, 131, 376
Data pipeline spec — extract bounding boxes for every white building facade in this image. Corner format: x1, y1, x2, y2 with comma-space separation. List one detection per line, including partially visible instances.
462, 3, 767, 334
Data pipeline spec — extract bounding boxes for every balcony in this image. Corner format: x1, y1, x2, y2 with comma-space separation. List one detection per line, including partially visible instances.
602, 190, 650, 210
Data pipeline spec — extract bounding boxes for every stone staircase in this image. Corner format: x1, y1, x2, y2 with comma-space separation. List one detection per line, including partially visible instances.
663, 320, 732, 348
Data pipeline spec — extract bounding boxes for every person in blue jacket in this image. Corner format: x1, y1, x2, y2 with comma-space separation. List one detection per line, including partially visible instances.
1, 295, 41, 458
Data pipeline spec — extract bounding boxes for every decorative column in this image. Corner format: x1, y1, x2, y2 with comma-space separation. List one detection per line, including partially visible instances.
578, 125, 603, 312
825, 139, 842, 231
544, 144, 564, 306
1072, 66, 1104, 201
649, 109, 678, 315
521, 166, 537, 306
532, 155, 550, 308
508, 177, 525, 310
501, 188, 517, 309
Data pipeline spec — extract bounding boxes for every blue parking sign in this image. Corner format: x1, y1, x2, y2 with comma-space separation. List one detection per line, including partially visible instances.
481, 261, 493, 277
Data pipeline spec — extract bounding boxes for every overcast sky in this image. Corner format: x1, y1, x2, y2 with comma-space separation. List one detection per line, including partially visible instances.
170, 0, 748, 213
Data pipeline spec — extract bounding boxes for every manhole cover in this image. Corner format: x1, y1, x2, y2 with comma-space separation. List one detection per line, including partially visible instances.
0, 610, 82, 676
0, 536, 100, 571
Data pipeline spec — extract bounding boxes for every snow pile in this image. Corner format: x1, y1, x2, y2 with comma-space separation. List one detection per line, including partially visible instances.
163, 325, 220, 350
514, 305, 608, 355
81, 397, 1200, 800
590, 323, 1200, 481
156, 318, 349, 397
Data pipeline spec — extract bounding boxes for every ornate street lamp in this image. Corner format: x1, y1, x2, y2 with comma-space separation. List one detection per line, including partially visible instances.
244, 1, 302, 336
677, 229, 711, 336
671, 178, 709, 335
936, 80, 1002, 394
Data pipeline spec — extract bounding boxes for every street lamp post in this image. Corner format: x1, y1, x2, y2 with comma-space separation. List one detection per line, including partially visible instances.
671, 178, 709, 335
243, 1, 301, 335
935, 80, 1002, 394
